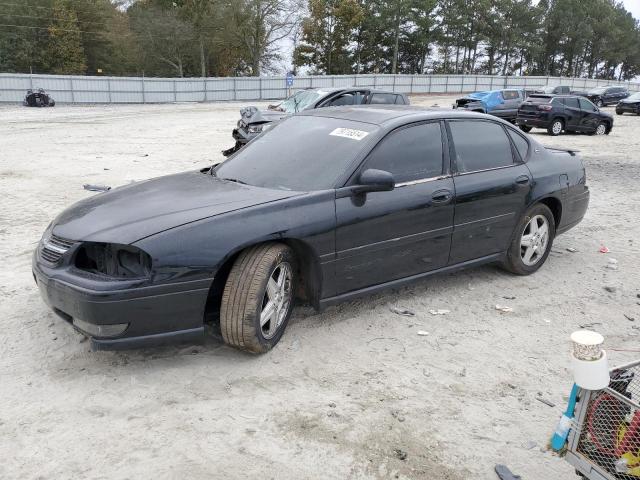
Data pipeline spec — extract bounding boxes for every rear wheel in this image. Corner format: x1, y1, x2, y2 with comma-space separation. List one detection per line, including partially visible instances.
220, 243, 296, 353
595, 122, 607, 135
547, 118, 564, 136
519, 125, 532, 133
502, 203, 556, 275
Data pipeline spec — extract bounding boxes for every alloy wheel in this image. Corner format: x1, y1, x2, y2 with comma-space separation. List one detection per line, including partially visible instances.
595, 123, 606, 135
520, 215, 550, 266
552, 121, 562, 135
260, 262, 293, 339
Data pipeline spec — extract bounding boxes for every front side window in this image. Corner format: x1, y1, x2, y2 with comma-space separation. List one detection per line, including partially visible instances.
449, 121, 514, 173
215, 116, 378, 191
276, 89, 323, 113
503, 90, 520, 100
370, 93, 398, 105
362, 122, 444, 183
579, 98, 597, 112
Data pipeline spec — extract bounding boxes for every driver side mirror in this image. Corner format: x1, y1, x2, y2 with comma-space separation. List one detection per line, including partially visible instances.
356, 169, 395, 193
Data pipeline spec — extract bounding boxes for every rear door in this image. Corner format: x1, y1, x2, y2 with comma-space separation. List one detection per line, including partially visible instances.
368, 93, 401, 105
493, 90, 521, 118
564, 97, 583, 130
446, 119, 532, 264
334, 121, 455, 293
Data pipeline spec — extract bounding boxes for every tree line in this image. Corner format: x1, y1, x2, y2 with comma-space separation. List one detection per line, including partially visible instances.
0, 0, 638, 80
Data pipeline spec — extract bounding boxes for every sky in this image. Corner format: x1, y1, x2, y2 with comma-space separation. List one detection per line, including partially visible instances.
622, 0, 640, 20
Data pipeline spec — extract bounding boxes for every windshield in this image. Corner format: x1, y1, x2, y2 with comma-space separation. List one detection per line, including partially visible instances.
626, 92, 640, 101
588, 87, 607, 94
214, 116, 378, 191
540, 86, 556, 93
275, 89, 324, 113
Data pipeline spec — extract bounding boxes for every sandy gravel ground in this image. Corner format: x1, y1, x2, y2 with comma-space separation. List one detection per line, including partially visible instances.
1, 95, 639, 480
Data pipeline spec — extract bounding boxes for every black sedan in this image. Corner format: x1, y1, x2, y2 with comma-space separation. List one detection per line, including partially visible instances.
576, 86, 629, 107
616, 92, 640, 115
33, 107, 589, 353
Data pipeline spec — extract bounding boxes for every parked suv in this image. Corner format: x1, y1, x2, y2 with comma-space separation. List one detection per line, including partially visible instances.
223, 87, 409, 156
576, 86, 629, 107
516, 94, 613, 136
533, 85, 572, 95
615, 92, 640, 115
453, 88, 526, 122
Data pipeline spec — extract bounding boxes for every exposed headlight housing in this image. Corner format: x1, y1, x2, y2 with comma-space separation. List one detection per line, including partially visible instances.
75, 243, 152, 278
248, 124, 264, 134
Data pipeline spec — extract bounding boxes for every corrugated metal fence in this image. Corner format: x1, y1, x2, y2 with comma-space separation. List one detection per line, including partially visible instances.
0, 73, 638, 104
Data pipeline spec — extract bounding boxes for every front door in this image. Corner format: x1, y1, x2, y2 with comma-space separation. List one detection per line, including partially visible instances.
563, 96, 583, 131
334, 121, 455, 294
446, 119, 532, 264
578, 98, 601, 131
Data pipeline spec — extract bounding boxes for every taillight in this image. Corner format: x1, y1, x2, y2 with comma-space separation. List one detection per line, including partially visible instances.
538, 104, 553, 111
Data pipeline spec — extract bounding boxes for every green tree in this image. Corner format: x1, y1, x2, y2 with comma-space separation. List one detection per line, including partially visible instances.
46, 0, 86, 74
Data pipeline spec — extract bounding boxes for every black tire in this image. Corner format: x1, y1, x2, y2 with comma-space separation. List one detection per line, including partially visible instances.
519, 125, 532, 133
502, 203, 556, 275
616, 110, 623, 115
589, 121, 607, 136
547, 118, 564, 136
220, 243, 296, 353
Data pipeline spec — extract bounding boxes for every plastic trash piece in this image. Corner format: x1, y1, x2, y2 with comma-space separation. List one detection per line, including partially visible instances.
495, 305, 514, 313
428, 309, 450, 315
390, 306, 415, 317
83, 184, 111, 192
495, 464, 522, 480
599, 245, 610, 253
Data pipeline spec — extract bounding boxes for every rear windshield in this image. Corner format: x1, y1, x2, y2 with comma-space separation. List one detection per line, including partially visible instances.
214, 116, 378, 191
627, 92, 640, 101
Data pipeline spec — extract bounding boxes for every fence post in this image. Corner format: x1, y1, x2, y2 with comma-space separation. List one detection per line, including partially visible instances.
233, 77, 237, 101
331, 76, 335, 87
173, 79, 177, 102
107, 77, 112, 103
353, 75, 357, 86
69, 77, 75, 103
474, 75, 478, 91
259, 77, 262, 100
393, 75, 396, 92
428, 75, 432, 93
141, 74, 146, 103
489, 76, 493, 89
410, 75, 414, 94
203, 77, 207, 102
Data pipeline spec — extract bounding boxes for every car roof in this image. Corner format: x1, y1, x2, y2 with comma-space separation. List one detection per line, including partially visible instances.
299, 105, 501, 126
306, 86, 405, 95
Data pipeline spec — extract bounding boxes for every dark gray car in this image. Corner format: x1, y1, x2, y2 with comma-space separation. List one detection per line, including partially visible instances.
222, 87, 410, 155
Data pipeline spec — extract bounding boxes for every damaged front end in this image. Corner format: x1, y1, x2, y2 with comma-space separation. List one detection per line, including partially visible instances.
454, 97, 486, 112
222, 106, 286, 157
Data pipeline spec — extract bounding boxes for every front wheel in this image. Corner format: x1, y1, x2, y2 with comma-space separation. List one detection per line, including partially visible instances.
220, 243, 296, 353
519, 125, 532, 133
596, 99, 604, 107
594, 122, 607, 135
502, 203, 556, 275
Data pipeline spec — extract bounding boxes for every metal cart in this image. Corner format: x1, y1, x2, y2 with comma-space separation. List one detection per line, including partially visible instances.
566, 360, 640, 479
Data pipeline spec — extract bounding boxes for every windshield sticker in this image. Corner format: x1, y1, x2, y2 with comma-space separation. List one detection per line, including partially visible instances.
329, 128, 369, 141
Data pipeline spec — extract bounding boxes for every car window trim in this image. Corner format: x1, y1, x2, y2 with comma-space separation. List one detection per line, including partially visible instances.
343, 119, 448, 187
445, 118, 519, 175
504, 126, 530, 163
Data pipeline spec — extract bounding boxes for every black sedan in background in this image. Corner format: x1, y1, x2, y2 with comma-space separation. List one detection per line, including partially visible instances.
616, 92, 640, 115
223, 87, 410, 155
576, 86, 629, 107
516, 95, 613, 136
34, 107, 589, 353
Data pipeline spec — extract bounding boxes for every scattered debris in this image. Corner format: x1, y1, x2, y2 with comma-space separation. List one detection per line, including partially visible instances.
580, 322, 602, 329
566, 247, 577, 253
536, 396, 556, 408
83, 184, 111, 192
603, 286, 617, 293
599, 245, 610, 253
495, 464, 522, 480
390, 306, 415, 317
608, 258, 618, 264
625, 314, 635, 322
417, 330, 429, 336
328, 402, 336, 408
495, 305, 514, 313
393, 448, 408, 461
502, 295, 516, 300
607, 264, 618, 270
428, 309, 450, 315
522, 440, 538, 450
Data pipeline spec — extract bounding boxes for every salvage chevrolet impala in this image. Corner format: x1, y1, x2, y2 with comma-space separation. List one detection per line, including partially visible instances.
33, 107, 589, 353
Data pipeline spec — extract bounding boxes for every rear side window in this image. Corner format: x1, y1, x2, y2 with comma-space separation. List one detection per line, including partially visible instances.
363, 122, 443, 183
565, 97, 579, 108
394, 95, 406, 105
503, 90, 520, 100
449, 121, 514, 173
370, 93, 397, 105
507, 129, 529, 160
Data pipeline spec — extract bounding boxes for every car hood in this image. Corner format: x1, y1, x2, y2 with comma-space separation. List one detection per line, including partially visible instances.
619, 97, 639, 104
240, 106, 289, 125
52, 171, 301, 244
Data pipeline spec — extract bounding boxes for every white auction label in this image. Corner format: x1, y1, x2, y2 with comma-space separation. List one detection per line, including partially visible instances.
329, 128, 369, 141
